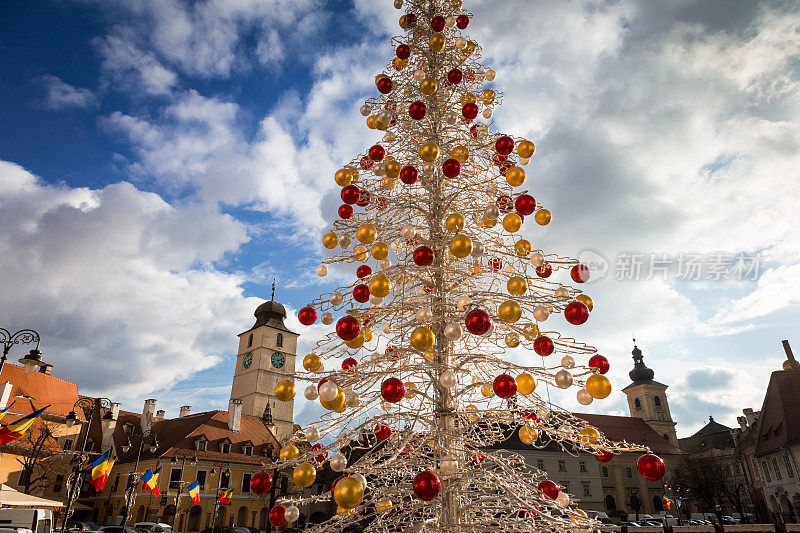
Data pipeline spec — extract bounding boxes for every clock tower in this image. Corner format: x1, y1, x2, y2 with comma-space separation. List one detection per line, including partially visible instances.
230, 292, 298, 442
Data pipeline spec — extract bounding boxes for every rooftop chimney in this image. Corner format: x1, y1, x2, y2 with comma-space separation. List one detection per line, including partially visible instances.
110, 402, 121, 421
141, 399, 157, 433
737, 415, 748, 430
782, 340, 799, 370
155, 410, 165, 420
0, 382, 13, 410
179, 406, 191, 418
101, 403, 118, 450
228, 399, 242, 433
743, 408, 756, 426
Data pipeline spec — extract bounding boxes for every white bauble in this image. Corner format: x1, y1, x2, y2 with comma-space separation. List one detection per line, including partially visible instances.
319, 382, 338, 402
393, 0, 403, 7
369, 294, 383, 305
444, 324, 462, 340
321, 312, 333, 325
440, 457, 458, 474
381, 400, 392, 411
577, 388, 593, 406
416, 307, 433, 322
554, 287, 569, 300
373, 162, 386, 176
352, 473, 367, 490
445, 15, 455, 27
380, 259, 392, 269
519, 157, 530, 165
531, 252, 544, 267
284, 506, 299, 523
440, 370, 457, 388
486, 183, 498, 195
346, 391, 361, 407
483, 108, 493, 119
485, 69, 496, 81
413, 69, 425, 82
484, 204, 500, 219
400, 225, 416, 239
532, 306, 549, 322
382, 324, 391, 334
561, 355, 575, 369
445, 111, 458, 125
305, 427, 320, 442
329, 292, 344, 305
456, 295, 471, 311
422, 162, 435, 175
383, 131, 396, 142
304, 385, 319, 400
330, 453, 347, 472
339, 234, 352, 248
470, 241, 484, 257
316, 264, 327, 277
555, 491, 570, 508
555, 370, 573, 389
360, 105, 371, 116
455, 37, 467, 49
378, 110, 392, 124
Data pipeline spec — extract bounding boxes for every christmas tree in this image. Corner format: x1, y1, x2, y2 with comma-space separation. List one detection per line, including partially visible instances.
267, 0, 666, 530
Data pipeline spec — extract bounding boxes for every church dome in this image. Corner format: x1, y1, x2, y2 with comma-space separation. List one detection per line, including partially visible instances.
255, 300, 286, 321
629, 344, 655, 383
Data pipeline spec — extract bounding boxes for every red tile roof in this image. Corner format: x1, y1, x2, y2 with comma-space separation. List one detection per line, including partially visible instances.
0, 363, 82, 418
754, 370, 800, 456
575, 412, 684, 455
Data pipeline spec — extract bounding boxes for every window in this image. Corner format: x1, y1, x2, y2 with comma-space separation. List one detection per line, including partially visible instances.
247, 333, 253, 348
654, 396, 661, 407
772, 457, 783, 480
63, 439, 73, 451
84, 437, 94, 451
170, 468, 183, 489
196, 470, 207, 490
124, 424, 134, 435
558, 460, 566, 472
625, 467, 633, 479
276, 333, 283, 348
536, 459, 545, 470
220, 470, 231, 489
784, 455, 795, 478
53, 474, 64, 493
579, 461, 587, 473
242, 473, 252, 493
112, 474, 121, 493
602, 466, 609, 478
663, 433, 670, 441
657, 412, 665, 421
221, 443, 231, 454
582, 482, 591, 497
243, 445, 253, 456
762, 462, 771, 482
197, 440, 207, 452
634, 398, 641, 409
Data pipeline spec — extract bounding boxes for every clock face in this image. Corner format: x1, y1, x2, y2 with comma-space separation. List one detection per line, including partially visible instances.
271, 352, 285, 369
242, 352, 253, 369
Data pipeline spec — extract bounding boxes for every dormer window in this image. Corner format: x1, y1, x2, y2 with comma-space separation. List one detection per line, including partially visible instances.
197, 440, 207, 452
221, 443, 231, 454
243, 445, 253, 456
124, 424, 134, 435
276, 333, 283, 348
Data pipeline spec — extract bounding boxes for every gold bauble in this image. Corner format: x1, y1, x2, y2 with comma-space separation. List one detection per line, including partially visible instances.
461, 93, 477, 105
445, 213, 465, 231
419, 142, 440, 162
507, 276, 527, 296
335, 402, 347, 413
579, 427, 601, 446
498, 299, 522, 323
363, 328, 373, 342
274, 379, 296, 402
382, 176, 396, 189
516, 373, 536, 395
420, 77, 437, 95
505, 166, 526, 187
522, 323, 540, 340
385, 159, 400, 178
515, 239, 532, 256
399, 15, 408, 29
335, 168, 352, 186
469, 259, 483, 275
303, 353, 322, 372
404, 382, 417, 398
449, 234, 473, 258
334, 477, 365, 510
574, 509, 588, 519
349, 168, 359, 183
466, 404, 479, 421
505, 332, 520, 348
393, 58, 408, 70
519, 425, 538, 445
353, 246, 368, 262
410, 326, 434, 351
450, 0, 463, 8
517, 140, 536, 159
429, 34, 445, 51
481, 384, 495, 398
535, 209, 552, 225
452, 145, 469, 163
371, 242, 389, 260
336, 507, 352, 516
322, 232, 339, 249
784, 360, 794, 370
481, 215, 497, 228
586, 374, 612, 399
366, 115, 377, 129
345, 331, 364, 349
369, 274, 391, 297
464, 41, 477, 55
376, 499, 393, 513
320, 388, 346, 410
279, 444, 299, 461
481, 89, 496, 104
575, 294, 593, 312
292, 463, 316, 488
375, 118, 389, 131
356, 223, 377, 244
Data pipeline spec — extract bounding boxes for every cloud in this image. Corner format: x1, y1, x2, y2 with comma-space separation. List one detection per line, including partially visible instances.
38, 75, 97, 110
683, 368, 735, 391
706, 263, 800, 325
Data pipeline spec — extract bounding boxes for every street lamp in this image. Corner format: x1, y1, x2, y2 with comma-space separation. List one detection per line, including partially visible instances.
120, 427, 160, 527
60, 397, 114, 533
0, 328, 42, 375
169, 452, 198, 531
209, 464, 231, 532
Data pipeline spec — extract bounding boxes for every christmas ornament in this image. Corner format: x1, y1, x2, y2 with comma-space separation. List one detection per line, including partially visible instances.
413, 471, 441, 501
269, 506, 286, 527
493, 373, 517, 398
250, 471, 272, 495
564, 300, 589, 325
298, 306, 317, 325
588, 354, 610, 374
637, 453, 666, 481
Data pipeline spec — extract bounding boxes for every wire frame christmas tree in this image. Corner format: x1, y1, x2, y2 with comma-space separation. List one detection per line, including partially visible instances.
269, 0, 667, 531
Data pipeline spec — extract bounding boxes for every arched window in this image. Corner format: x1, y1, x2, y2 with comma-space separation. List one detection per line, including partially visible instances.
663, 433, 670, 441
634, 398, 641, 409
276, 333, 283, 347
654, 396, 662, 407
653, 495, 664, 512
188, 505, 203, 531
247, 333, 253, 348
605, 494, 616, 511
236, 506, 248, 527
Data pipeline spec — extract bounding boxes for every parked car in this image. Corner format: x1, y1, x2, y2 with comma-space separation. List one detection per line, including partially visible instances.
0, 509, 52, 533
245, 528, 259, 533
617, 521, 641, 527
98, 526, 139, 533
133, 524, 174, 533
66, 523, 100, 532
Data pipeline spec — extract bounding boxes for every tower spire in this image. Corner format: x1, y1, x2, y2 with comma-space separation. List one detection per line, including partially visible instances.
271, 279, 276, 301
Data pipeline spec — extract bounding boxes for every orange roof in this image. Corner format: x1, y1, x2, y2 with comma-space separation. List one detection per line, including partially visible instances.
575, 412, 683, 455
0, 363, 81, 418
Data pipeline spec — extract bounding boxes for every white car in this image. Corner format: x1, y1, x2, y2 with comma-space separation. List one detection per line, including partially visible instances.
133, 524, 174, 533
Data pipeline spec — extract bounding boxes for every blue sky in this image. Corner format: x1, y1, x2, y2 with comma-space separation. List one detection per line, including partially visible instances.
1, 0, 799, 437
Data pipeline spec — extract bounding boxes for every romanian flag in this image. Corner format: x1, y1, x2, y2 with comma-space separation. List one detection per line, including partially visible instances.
141, 467, 162, 497
90, 451, 114, 491
662, 495, 672, 510
0, 405, 48, 445
219, 489, 233, 505
188, 481, 200, 505
0, 401, 16, 422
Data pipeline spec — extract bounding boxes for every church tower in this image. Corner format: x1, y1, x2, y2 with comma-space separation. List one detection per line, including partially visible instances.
622, 342, 678, 444
230, 288, 297, 442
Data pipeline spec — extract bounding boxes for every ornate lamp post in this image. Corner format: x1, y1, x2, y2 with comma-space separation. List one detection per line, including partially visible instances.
60, 397, 115, 533
208, 464, 231, 531
0, 328, 44, 375
120, 428, 160, 527
169, 451, 197, 531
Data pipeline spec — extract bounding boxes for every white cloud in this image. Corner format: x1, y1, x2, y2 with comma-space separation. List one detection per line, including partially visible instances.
38, 75, 97, 110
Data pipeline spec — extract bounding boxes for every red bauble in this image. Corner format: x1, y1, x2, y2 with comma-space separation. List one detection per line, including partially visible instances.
376, 77, 393, 94
637, 453, 666, 481
447, 68, 463, 84
488, 257, 503, 270
499, 161, 513, 175
356, 190, 371, 207
250, 471, 273, 495
338, 204, 353, 219
268, 506, 286, 527
341, 185, 360, 204
396, 44, 411, 59
413, 246, 434, 266
493, 373, 517, 399
462, 103, 479, 120
465, 308, 492, 335
409, 101, 427, 120
359, 155, 373, 170
588, 354, 610, 374
496, 194, 513, 213
342, 357, 358, 370
492, 153, 508, 166
405, 13, 417, 26
515, 194, 536, 216
456, 14, 469, 29
442, 158, 461, 178
356, 265, 372, 279
413, 471, 441, 501
524, 410, 539, 422
400, 165, 418, 184
352, 284, 370, 303
375, 424, 391, 441
495, 135, 515, 155
533, 335, 555, 357
375, 196, 388, 209
368, 144, 385, 161
336, 316, 360, 341
430, 15, 446, 32
538, 480, 559, 500
400, 444, 414, 458
381, 377, 405, 403
311, 443, 327, 463
564, 301, 589, 325
469, 124, 480, 138
571, 264, 590, 283
331, 475, 344, 495
594, 449, 614, 463
469, 454, 486, 466
297, 306, 317, 325
536, 263, 552, 278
